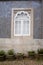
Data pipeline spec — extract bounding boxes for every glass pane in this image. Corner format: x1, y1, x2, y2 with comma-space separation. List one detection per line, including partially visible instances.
23, 21, 29, 34
15, 21, 21, 34
26, 21, 29, 34
19, 21, 21, 34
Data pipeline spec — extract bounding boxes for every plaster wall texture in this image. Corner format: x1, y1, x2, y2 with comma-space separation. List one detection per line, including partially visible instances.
41, 0, 43, 38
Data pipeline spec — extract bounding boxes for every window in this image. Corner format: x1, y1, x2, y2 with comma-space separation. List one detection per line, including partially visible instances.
14, 11, 31, 36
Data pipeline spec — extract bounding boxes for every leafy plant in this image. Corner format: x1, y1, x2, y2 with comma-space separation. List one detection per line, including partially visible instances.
7, 49, 14, 55
17, 53, 24, 56
28, 51, 35, 56
0, 50, 5, 56
16, 53, 24, 59
28, 51, 36, 59
38, 49, 43, 54
6, 49, 15, 60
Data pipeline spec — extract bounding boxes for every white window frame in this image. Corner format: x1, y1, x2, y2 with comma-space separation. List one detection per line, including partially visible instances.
14, 11, 31, 36
11, 8, 33, 38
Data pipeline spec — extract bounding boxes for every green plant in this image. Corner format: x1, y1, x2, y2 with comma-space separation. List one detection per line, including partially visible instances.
38, 49, 43, 54
7, 49, 14, 55
0, 50, 6, 61
28, 51, 35, 56
16, 53, 24, 59
28, 51, 36, 59
17, 53, 24, 56
0, 50, 5, 56
6, 49, 15, 60
37, 49, 43, 60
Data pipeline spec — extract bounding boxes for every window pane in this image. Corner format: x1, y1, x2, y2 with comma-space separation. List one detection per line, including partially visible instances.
23, 21, 26, 34
19, 21, 21, 34
23, 21, 29, 34
15, 21, 21, 34
26, 21, 29, 34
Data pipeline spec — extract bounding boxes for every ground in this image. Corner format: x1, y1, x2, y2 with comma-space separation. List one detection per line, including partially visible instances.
0, 58, 43, 65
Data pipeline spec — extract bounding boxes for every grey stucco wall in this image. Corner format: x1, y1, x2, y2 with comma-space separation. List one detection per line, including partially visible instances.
42, 0, 43, 38
0, 1, 42, 39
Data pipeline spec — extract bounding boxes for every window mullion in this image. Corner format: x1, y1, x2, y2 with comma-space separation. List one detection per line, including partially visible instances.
14, 20, 15, 36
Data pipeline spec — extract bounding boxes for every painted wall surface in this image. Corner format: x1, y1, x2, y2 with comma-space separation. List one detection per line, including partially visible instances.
0, 1, 41, 38
42, 0, 43, 38
0, 1, 43, 54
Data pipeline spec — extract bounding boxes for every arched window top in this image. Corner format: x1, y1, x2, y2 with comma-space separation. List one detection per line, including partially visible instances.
14, 11, 30, 21
14, 11, 31, 36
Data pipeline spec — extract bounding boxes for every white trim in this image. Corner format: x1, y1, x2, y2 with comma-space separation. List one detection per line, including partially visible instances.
12, 8, 32, 11
11, 8, 33, 38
